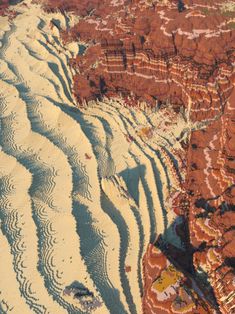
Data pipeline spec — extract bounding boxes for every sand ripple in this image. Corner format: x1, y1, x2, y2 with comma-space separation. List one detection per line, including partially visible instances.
0, 1, 185, 313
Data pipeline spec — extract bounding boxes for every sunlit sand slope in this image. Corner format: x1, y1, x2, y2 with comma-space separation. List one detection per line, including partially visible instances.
0, 1, 186, 313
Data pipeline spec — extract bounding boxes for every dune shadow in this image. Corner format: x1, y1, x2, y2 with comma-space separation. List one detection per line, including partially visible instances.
119, 165, 143, 205
119, 164, 158, 243
37, 38, 73, 100
9, 0, 22, 4
72, 201, 129, 314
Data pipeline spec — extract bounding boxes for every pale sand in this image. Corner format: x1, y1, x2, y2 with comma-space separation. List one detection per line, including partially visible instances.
0, 1, 189, 313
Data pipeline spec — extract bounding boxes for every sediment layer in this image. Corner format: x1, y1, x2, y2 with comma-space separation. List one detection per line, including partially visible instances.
1, 0, 235, 313
38, 0, 235, 312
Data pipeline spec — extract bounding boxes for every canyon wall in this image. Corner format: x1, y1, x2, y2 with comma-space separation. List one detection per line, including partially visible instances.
39, 0, 235, 312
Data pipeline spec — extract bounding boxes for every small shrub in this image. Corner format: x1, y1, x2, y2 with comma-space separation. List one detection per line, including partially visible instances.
221, 1, 235, 13
200, 7, 211, 15
220, 1, 235, 17
221, 10, 235, 17
227, 21, 235, 29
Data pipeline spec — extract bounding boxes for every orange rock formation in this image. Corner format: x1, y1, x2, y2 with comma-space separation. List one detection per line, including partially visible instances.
38, 0, 235, 312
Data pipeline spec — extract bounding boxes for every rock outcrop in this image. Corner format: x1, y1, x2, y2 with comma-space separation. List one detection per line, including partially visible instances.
39, 0, 235, 312
0, 0, 9, 15
142, 243, 214, 314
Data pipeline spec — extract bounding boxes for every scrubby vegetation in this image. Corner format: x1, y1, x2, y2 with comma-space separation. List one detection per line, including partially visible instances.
200, 1, 235, 17
220, 1, 235, 17
227, 21, 235, 29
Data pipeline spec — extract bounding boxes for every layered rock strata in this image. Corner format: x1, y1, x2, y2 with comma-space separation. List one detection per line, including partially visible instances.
142, 243, 215, 314
37, 0, 235, 312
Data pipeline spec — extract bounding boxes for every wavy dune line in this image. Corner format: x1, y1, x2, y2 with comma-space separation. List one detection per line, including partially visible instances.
0, 151, 66, 314
0, 81, 75, 310
101, 176, 143, 314
1, 9, 126, 312
80, 101, 174, 311
0, 227, 32, 314
0, 1, 186, 313
0, 86, 108, 314
87, 102, 165, 235
23, 95, 128, 313
79, 113, 116, 178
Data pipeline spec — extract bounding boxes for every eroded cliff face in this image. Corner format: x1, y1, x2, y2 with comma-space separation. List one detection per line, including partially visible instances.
187, 88, 235, 314
142, 243, 214, 314
0, 0, 9, 15
39, 0, 235, 312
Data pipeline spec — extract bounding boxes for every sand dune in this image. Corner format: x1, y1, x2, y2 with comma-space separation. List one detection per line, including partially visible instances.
0, 1, 187, 313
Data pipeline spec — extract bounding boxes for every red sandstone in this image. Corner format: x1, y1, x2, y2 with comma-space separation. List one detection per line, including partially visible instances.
38, 0, 235, 312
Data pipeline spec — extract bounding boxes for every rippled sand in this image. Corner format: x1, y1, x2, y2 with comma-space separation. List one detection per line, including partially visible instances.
0, 1, 188, 313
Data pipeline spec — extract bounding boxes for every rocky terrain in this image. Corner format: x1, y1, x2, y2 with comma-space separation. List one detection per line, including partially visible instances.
38, 0, 235, 313
0, 0, 9, 15
0, 0, 235, 313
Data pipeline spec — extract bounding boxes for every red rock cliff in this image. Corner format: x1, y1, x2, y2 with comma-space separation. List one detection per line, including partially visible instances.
40, 0, 235, 312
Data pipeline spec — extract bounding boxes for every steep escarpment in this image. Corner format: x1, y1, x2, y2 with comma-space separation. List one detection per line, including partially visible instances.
10, 0, 235, 313
187, 86, 235, 314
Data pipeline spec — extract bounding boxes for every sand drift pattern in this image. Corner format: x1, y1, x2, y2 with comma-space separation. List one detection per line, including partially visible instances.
0, 2, 185, 313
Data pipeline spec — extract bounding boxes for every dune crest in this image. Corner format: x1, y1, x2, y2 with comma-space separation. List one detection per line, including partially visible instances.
0, 1, 188, 313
